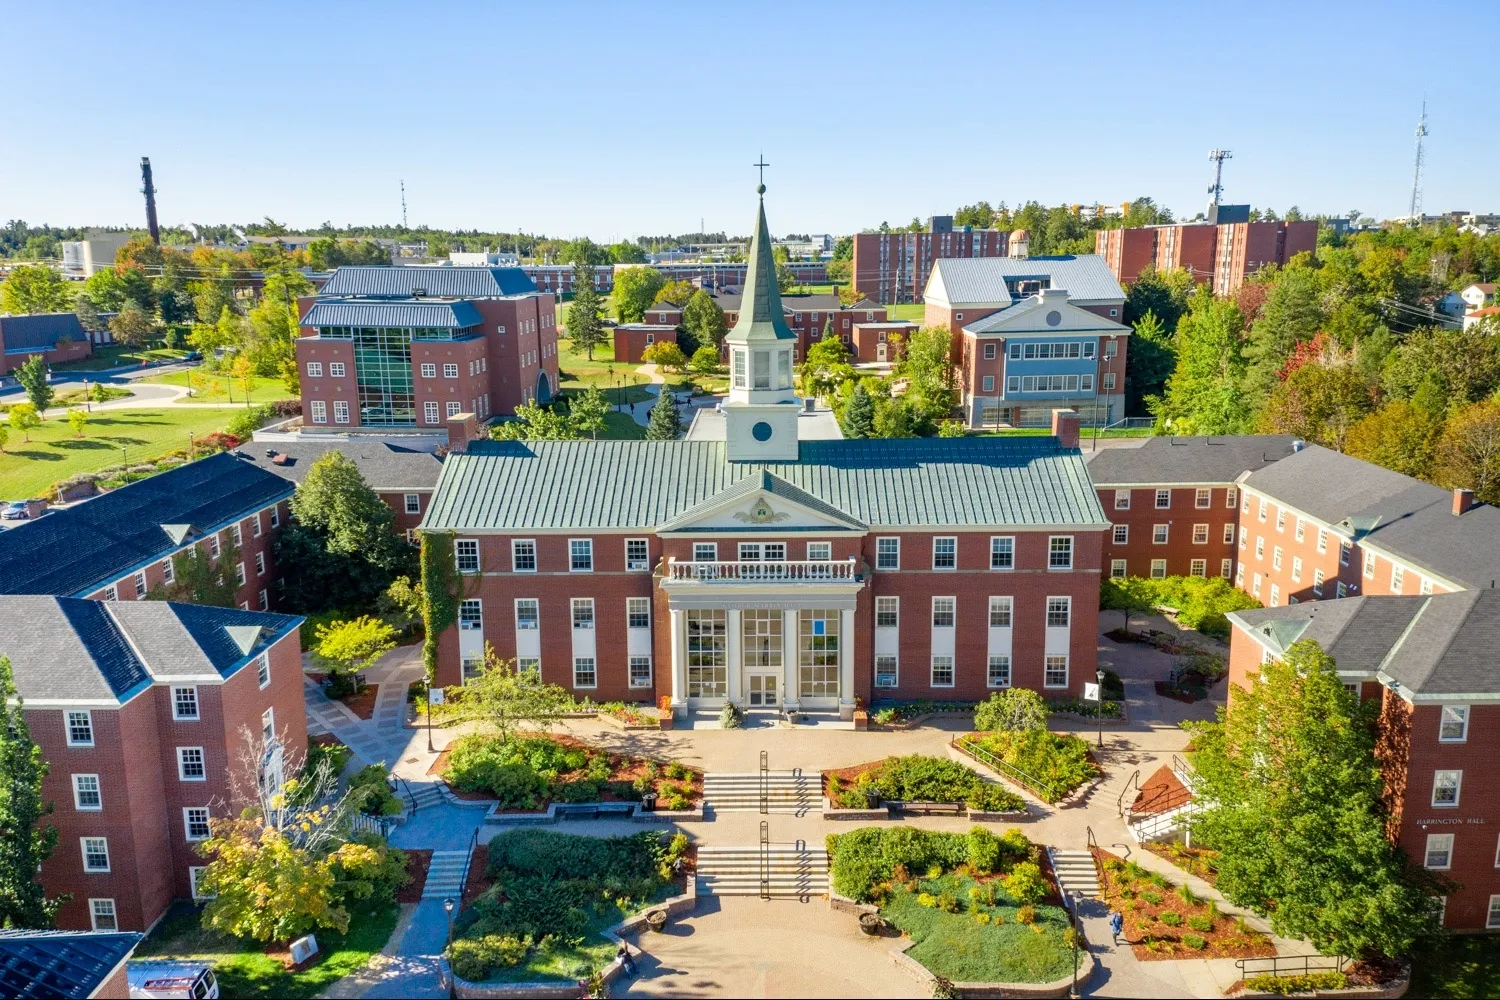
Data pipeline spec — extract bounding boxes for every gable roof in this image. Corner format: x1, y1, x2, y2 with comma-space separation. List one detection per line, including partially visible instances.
1229, 597, 1427, 676
656, 469, 869, 532
422, 438, 1108, 531
964, 290, 1130, 336
301, 299, 483, 329
926, 256, 1125, 308
236, 441, 442, 491
0, 313, 86, 355
0, 930, 142, 1000
0, 451, 294, 597
1242, 444, 1500, 589
1085, 435, 1298, 486
317, 265, 537, 298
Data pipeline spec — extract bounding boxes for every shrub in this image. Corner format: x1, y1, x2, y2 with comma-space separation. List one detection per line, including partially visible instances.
348, 765, 404, 816
828, 827, 971, 901
718, 702, 743, 729
973, 688, 1049, 732
1244, 972, 1347, 994
1187, 914, 1214, 932
449, 934, 532, 981
1002, 861, 1048, 906
1141, 891, 1164, 905
1016, 904, 1036, 925
1176, 883, 1199, 906
963, 729, 1099, 803
1182, 933, 1208, 950
329, 833, 410, 910
1159, 911, 1183, 927
863, 754, 1025, 812
664, 761, 690, 781
965, 827, 1002, 874
227, 403, 279, 440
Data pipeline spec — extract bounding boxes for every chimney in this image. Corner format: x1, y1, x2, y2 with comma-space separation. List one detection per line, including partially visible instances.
447, 412, 480, 454
1454, 487, 1476, 516
1051, 408, 1081, 450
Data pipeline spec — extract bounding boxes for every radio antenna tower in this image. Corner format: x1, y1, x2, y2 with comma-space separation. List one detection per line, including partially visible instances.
1207, 149, 1232, 213
1408, 101, 1429, 223
400, 180, 408, 229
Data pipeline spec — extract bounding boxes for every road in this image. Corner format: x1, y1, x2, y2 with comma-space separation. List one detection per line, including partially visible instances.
0, 358, 202, 403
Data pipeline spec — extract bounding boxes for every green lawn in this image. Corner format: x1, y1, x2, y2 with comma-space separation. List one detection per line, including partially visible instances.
882, 303, 926, 321
1409, 936, 1500, 998
52, 344, 191, 372
0, 407, 245, 500
140, 368, 297, 404
556, 338, 652, 393
135, 901, 399, 1000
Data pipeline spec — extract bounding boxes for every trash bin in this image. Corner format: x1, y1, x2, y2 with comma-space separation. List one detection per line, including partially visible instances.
641, 792, 657, 812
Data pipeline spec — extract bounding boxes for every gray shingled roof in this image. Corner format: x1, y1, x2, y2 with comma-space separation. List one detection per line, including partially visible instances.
0, 313, 87, 355
1229, 597, 1427, 676
423, 438, 1108, 531
1243, 444, 1500, 589
237, 441, 443, 491
928, 256, 1125, 307
1085, 435, 1299, 486
318, 265, 537, 298
301, 299, 482, 329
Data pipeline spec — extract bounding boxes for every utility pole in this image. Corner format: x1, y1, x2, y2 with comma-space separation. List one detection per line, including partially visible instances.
1206, 149, 1232, 216
1408, 101, 1429, 224
140, 157, 160, 245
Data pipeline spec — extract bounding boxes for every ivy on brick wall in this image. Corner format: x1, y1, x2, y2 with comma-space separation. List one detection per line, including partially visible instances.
420, 531, 459, 682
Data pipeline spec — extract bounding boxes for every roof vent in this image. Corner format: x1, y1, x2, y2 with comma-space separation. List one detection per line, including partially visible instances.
412, 286, 427, 297
264, 449, 277, 458
1292, 439, 1305, 451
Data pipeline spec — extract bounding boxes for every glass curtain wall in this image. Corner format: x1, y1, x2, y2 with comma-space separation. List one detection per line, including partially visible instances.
798, 608, 840, 699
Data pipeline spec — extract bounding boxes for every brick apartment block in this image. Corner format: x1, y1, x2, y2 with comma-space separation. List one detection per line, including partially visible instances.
1096, 218, 1319, 294
850, 222, 1009, 304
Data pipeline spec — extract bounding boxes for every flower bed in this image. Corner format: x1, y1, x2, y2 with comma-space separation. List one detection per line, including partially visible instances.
828, 826, 1073, 984
1092, 848, 1274, 961
822, 755, 1024, 813
956, 730, 1099, 804
434, 733, 701, 811
449, 829, 688, 984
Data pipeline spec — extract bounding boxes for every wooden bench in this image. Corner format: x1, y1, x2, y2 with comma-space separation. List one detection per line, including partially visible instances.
889, 801, 964, 816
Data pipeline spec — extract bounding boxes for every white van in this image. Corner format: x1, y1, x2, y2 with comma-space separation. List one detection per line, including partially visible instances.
126, 961, 219, 999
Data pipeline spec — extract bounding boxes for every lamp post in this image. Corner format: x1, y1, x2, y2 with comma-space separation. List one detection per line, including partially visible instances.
1096, 668, 1107, 748
443, 896, 456, 949
83, 378, 91, 413
426, 686, 435, 753
1068, 890, 1080, 998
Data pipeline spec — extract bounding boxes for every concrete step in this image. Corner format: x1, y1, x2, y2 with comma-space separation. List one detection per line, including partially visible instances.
1049, 849, 1101, 898
422, 850, 471, 898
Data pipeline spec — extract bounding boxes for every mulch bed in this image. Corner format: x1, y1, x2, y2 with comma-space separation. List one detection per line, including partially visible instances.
1224, 958, 1404, 996
1141, 841, 1220, 885
311, 733, 345, 748
1091, 847, 1275, 961
339, 684, 380, 720
461, 844, 492, 908
821, 759, 885, 799
398, 849, 433, 904
1133, 765, 1190, 815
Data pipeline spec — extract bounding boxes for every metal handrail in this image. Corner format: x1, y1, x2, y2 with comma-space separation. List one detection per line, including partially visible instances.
666, 558, 858, 583
1235, 954, 1347, 979
1116, 770, 1141, 817
759, 820, 770, 901
1086, 826, 1098, 851
759, 750, 769, 816
394, 774, 418, 815
954, 735, 1064, 803
457, 826, 479, 906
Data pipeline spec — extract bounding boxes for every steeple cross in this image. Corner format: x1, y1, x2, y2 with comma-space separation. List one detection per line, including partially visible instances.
754, 154, 769, 191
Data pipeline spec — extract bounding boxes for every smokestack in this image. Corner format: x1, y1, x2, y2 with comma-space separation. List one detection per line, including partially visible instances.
140, 157, 160, 245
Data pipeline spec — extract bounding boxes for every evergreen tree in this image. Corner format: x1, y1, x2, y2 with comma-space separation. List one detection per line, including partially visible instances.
645, 391, 681, 440
1243, 266, 1325, 401
567, 261, 607, 360
0, 655, 63, 928
1152, 289, 1250, 435
1124, 310, 1175, 417
13, 356, 54, 415
841, 382, 875, 439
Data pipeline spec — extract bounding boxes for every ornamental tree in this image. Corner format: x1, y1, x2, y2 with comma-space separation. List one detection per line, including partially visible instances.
14, 356, 54, 416
8, 403, 40, 442
641, 341, 688, 373
0, 655, 64, 928
466, 646, 576, 743
973, 688, 1048, 733
314, 616, 398, 680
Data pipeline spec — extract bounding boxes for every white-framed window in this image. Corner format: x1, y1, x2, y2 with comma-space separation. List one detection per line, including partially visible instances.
626, 538, 650, 572
689, 542, 717, 563
875, 655, 898, 688
402, 493, 421, 515
251, 513, 262, 538
1432, 770, 1462, 807
455, 539, 480, 573
190, 866, 213, 901
1044, 655, 1069, 688
1364, 551, 1376, 578
162, 557, 176, 584
333, 400, 350, 424
1155, 489, 1171, 509
1220, 558, 1232, 579
983, 342, 997, 360
573, 657, 597, 688
234, 561, 246, 586
1239, 526, 1247, 550
930, 655, 955, 688
255, 551, 265, 576
876, 537, 900, 570
1294, 518, 1305, 542
1420, 577, 1433, 595
443, 363, 459, 379
420, 362, 437, 378
989, 536, 1014, 570
1489, 896, 1500, 930
1340, 542, 1351, 567
304, 361, 323, 378
1425, 833, 1455, 870
1114, 490, 1130, 510
1192, 524, 1209, 544
1273, 546, 1283, 570
177, 747, 206, 781
627, 597, 650, 629
1336, 581, 1347, 598
327, 361, 345, 377
1102, 372, 1116, 390
1226, 487, 1238, 509
1276, 509, 1286, 532
1113, 524, 1129, 545
256, 653, 271, 688
1153, 524, 1169, 545
1312, 568, 1325, 596
81, 837, 110, 873
183, 807, 211, 841
571, 598, 595, 630
458, 598, 483, 631
261, 708, 274, 743
807, 541, 832, 561
1190, 559, 1206, 577
1048, 536, 1073, 569
1269, 584, 1280, 607
987, 655, 1011, 688
511, 539, 536, 572
982, 375, 995, 393
1255, 537, 1265, 560
423, 401, 440, 425
989, 596, 1013, 627
72, 774, 102, 811
89, 898, 117, 931
569, 538, 593, 572
932, 597, 955, 628
1392, 565, 1405, 592
445, 401, 462, 419
66, 710, 93, 747
1316, 528, 1328, 553
1236, 563, 1246, 586
207, 533, 221, 559
515, 599, 539, 631
1110, 559, 1127, 579
1223, 523, 1235, 544
1291, 556, 1302, 582
629, 656, 653, 688
1195, 488, 1211, 509
172, 686, 199, 721
1257, 499, 1267, 522
1046, 596, 1071, 628
1151, 558, 1167, 579
932, 536, 957, 570
1439, 705, 1469, 742
875, 596, 899, 629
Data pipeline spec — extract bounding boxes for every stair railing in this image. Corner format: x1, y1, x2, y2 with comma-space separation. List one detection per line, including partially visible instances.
393, 774, 418, 815
1115, 769, 1141, 817
759, 819, 770, 900
759, 750, 769, 816
456, 826, 479, 909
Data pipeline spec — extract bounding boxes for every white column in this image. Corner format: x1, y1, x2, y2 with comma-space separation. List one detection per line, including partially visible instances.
726, 608, 743, 706
839, 606, 856, 719
669, 608, 686, 712
782, 608, 800, 711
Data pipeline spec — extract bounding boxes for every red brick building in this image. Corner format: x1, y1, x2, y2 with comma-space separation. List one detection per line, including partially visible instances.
612, 324, 677, 365
297, 266, 560, 431
0, 451, 294, 612
850, 321, 916, 363
0, 597, 304, 932
639, 292, 886, 360
420, 191, 1109, 717
1086, 435, 1297, 581
0, 313, 93, 374
850, 222, 1010, 304
1227, 591, 1500, 930
1095, 219, 1320, 293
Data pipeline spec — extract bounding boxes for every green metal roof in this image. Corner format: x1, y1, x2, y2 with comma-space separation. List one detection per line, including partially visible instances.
422, 438, 1108, 531
724, 191, 797, 344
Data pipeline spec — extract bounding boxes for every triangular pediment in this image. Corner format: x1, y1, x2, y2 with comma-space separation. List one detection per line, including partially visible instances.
964, 294, 1128, 335
160, 523, 197, 546
658, 471, 867, 533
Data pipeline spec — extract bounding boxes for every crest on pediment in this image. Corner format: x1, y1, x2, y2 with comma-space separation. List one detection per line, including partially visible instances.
734, 499, 791, 524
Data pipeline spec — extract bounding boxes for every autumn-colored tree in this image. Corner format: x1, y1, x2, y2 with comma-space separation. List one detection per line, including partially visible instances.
1344, 401, 1443, 480
1434, 400, 1500, 505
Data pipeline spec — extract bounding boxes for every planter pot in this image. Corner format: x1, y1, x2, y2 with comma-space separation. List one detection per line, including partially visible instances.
646, 908, 669, 933
858, 912, 884, 936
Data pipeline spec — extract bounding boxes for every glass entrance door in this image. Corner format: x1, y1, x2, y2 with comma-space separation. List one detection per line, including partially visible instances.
747, 673, 779, 708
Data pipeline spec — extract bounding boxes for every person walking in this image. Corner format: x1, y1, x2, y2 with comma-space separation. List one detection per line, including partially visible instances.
1109, 909, 1124, 944
617, 942, 638, 977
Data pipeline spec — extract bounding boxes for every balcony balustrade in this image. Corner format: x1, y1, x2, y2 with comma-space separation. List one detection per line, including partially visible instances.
665, 558, 858, 584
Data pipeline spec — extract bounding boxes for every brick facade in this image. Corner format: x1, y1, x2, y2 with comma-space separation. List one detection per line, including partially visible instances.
1096, 219, 1320, 291
613, 325, 677, 365
1098, 484, 1241, 582
852, 229, 1010, 304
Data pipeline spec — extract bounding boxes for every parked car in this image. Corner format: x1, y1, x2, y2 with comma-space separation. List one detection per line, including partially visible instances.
1, 502, 28, 521
127, 961, 219, 999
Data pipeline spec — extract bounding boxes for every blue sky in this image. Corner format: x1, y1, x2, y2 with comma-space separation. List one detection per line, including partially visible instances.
1, 0, 1494, 239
